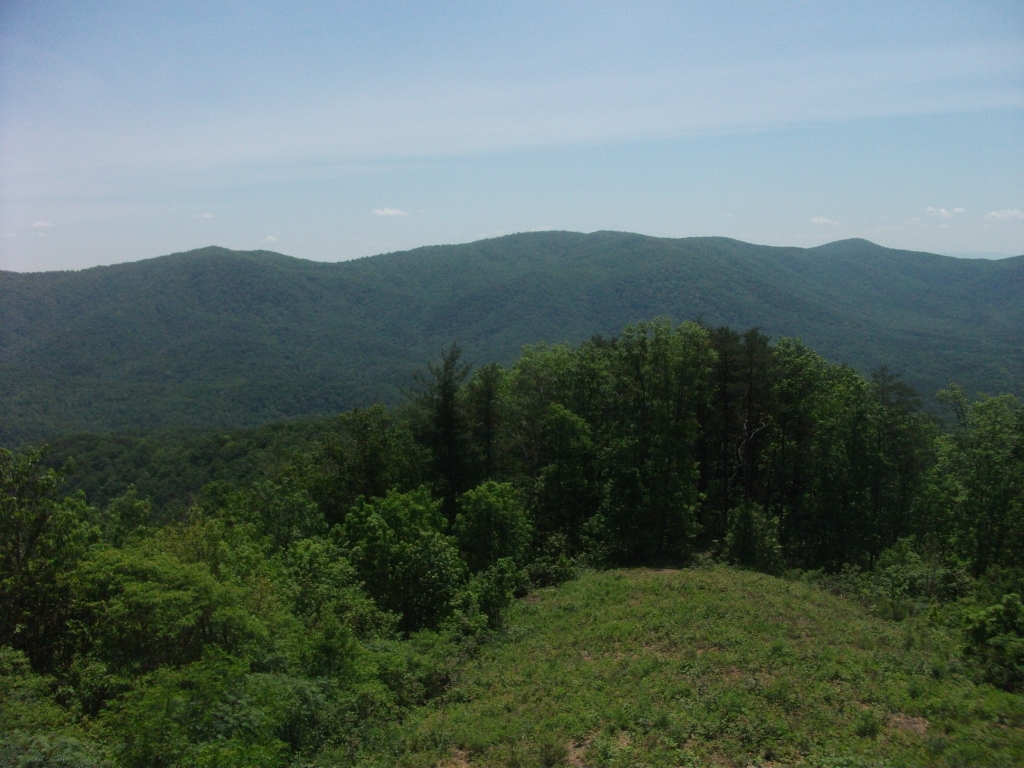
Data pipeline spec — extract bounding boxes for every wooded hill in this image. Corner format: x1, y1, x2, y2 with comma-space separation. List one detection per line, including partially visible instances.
2, 232, 1021, 445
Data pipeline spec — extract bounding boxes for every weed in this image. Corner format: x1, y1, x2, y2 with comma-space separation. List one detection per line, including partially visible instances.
854, 709, 882, 739
538, 734, 568, 767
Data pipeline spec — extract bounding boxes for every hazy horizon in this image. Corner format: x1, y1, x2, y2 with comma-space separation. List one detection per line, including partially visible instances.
2, 1, 1022, 272
2, 231, 1021, 274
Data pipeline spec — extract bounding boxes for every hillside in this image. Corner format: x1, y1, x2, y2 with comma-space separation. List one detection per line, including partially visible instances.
368, 567, 1024, 767
2, 232, 1022, 445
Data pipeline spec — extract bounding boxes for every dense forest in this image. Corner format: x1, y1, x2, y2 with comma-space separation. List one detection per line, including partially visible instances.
3, 233, 1022, 445
3, 319, 1023, 766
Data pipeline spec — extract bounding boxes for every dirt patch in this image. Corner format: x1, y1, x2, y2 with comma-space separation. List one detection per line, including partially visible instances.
888, 713, 929, 735
617, 731, 631, 747
437, 747, 471, 768
568, 739, 591, 767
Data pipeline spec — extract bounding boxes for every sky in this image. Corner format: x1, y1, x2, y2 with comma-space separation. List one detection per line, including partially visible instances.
1, 1, 1022, 272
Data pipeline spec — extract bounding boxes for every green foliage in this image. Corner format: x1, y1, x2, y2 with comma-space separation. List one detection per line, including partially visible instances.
97, 488, 152, 547
71, 543, 265, 676
96, 652, 290, 768
917, 387, 1024, 576
227, 476, 326, 549
965, 593, 1024, 692
388, 567, 1024, 767
310, 405, 422, 526
455, 481, 531, 573
723, 501, 783, 575
464, 558, 523, 631
5, 235, 1022, 447
0, 646, 107, 768
597, 320, 711, 564
341, 489, 465, 632
0, 448, 98, 671
5, 311, 1024, 767
40, 417, 335, 514
408, 344, 474, 524
819, 540, 973, 622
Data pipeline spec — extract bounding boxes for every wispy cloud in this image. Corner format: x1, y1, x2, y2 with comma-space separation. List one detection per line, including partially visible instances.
197, 212, 213, 219
32, 220, 53, 228
2, 232, 16, 239
263, 235, 278, 242
985, 209, 1024, 221
811, 216, 838, 225
926, 207, 966, 218
372, 207, 409, 217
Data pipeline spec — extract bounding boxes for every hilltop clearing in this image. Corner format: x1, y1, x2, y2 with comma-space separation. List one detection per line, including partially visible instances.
375, 566, 1024, 768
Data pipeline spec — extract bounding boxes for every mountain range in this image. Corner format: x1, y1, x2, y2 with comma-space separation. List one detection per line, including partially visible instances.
2, 231, 1022, 446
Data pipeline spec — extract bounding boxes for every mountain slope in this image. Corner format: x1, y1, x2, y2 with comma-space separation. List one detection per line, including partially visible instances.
2, 232, 1022, 445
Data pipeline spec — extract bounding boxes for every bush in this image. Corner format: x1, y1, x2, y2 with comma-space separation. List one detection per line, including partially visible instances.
853, 709, 881, 739
342, 489, 465, 632
965, 593, 1024, 692
455, 482, 531, 573
0, 646, 107, 768
470, 558, 524, 630
723, 502, 783, 575
538, 734, 568, 767
71, 544, 265, 676
850, 540, 971, 620
525, 533, 578, 588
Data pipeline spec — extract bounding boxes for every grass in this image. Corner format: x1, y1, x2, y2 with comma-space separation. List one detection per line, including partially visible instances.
360, 566, 1024, 768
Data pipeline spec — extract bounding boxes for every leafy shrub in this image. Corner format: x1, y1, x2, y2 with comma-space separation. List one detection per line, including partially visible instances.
467, 558, 523, 630
342, 489, 465, 632
853, 709, 881, 738
871, 540, 972, 604
97, 652, 290, 768
809, 540, 971, 621
71, 544, 266, 676
723, 502, 783, 575
280, 537, 393, 675
525, 533, 578, 587
965, 593, 1024, 692
538, 734, 568, 767
0, 647, 107, 768
455, 481, 531, 573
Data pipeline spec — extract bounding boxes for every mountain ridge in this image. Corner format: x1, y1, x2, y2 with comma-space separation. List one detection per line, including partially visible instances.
2, 232, 1022, 446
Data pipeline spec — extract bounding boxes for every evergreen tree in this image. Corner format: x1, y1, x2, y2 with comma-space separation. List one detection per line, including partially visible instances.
409, 344, 474, 526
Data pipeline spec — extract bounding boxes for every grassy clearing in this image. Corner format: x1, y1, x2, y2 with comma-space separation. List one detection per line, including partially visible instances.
361, 566, 1024, 768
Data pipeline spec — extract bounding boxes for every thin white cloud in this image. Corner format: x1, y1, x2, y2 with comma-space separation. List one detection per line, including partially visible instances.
263, 235, 278, 242
811, 216, 838, 225
926, 207, 966, 218
2, 232, 16, 239
372, 207, 409, 217
197, 212, 213, 219
985, 209, 1024, 221
32, 220, 53, 228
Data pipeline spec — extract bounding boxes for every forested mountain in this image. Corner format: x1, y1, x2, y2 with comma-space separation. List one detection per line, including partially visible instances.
2, 231, 1022, 445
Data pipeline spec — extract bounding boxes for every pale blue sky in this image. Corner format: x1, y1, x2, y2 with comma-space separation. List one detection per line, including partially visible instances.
1, 1, 1022, 271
